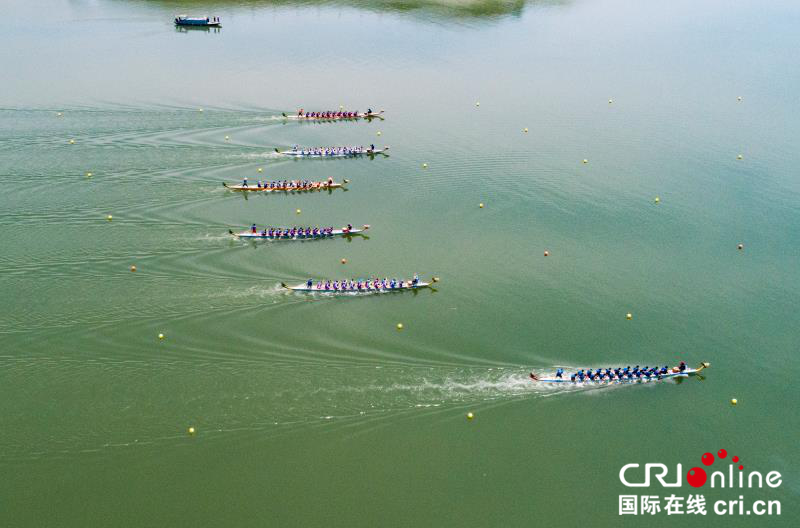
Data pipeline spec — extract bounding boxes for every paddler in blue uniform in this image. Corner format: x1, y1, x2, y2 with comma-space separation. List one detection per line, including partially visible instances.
250, 223, 257, 234
679, 361, 687, 372
242, 177, 248, 188
555, 368, 563, 379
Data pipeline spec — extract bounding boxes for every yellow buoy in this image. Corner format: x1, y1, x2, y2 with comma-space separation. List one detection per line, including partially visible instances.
377, 131, 382, 136
257, 167, 263, 173
475, 102, 480, 107
130, 265, 137, 272
523, 128, 529, 133
69, 139, 75, 144
199, 108, 204, 112
466, 412, 474, 420
479, 203, 484, 208
737, 154, 743, 160
626, 313, 632, 320
608, 99, 613, 104
544, 250, 549, 257
654, 196, 660, 203
339, 105, 344, 110
737, 243, 744, 250
341, 258, 347, 264
86, 172, 92, 178
422, 163, 428, 169
106, 215, 113, 221
396, 323, 404, 330
296, 208, 301, 215
582, 159, 588, 164
56, 112, 63, 117
188, 426, 196, 435
224, 135, 230, 141
737, 96, 742, 102
730, 398, 738, 406
158, 333, 165, 340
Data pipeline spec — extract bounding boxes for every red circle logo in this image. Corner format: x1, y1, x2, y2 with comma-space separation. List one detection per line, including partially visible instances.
687, 467, 707, 487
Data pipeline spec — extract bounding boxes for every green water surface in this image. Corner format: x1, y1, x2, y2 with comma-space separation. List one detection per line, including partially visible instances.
0, 0, 798, 526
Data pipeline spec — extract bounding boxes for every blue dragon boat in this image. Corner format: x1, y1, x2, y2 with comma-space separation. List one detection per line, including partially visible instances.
175, 15, 221, 27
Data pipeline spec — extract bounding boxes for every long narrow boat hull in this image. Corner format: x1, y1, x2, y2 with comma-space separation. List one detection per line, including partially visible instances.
287, 282, 430, 293
278, 147, 389, 158
230, 227, 367, 240
283, 111, 384, 121
535, 367, 701, 384
223, 182, 345, 192
175, 17, 220, 27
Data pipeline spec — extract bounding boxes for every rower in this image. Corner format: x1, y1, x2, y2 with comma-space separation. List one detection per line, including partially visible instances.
250, 223, 257, 234
367, 108, 373, 115
369, 143, 375, 152
306, 279, 312, 288
555, 368, 563, 379
679, 361, 686, 372
242, 177, 249, 188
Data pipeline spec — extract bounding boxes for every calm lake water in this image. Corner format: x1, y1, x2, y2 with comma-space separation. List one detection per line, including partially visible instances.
1, 0, 798, 526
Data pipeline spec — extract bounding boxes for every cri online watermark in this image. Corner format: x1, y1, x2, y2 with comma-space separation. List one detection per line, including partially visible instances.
618, 449, 782, 516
